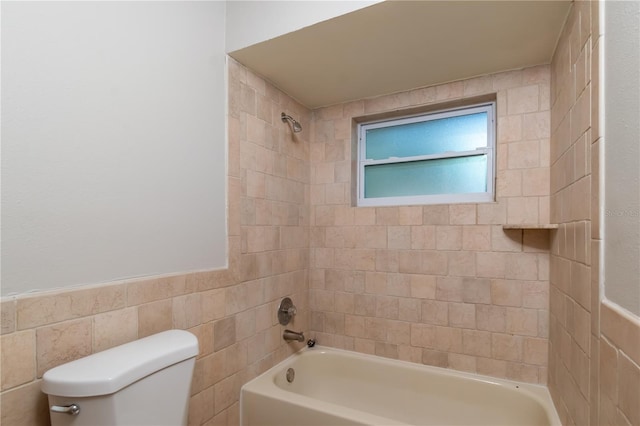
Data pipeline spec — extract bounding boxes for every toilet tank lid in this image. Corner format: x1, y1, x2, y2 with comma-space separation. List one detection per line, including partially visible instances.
41, 330, 198, 397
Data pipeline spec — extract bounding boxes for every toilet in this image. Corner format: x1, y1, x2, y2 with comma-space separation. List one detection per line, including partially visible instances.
41, 330, 199, 426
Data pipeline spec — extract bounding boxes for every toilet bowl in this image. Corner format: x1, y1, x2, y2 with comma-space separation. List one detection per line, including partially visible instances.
41, 329, 199, 426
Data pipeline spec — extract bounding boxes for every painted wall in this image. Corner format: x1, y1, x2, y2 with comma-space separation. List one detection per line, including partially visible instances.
0, 58, 312, 426
1, 2, 227, 296
598, 4, 640, 423
603, 0, 640, 316
225, 0, 380, 52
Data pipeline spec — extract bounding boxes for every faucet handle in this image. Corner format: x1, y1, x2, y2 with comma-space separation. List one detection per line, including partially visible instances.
278, 297, 297, 325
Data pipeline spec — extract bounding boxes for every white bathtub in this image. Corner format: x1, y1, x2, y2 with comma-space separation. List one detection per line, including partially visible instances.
241, 346, 560, 426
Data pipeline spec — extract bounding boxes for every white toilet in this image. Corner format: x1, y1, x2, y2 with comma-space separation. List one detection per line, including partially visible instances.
42, 330, 199, 426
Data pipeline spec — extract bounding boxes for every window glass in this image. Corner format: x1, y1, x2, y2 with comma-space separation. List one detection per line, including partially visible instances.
364, 155, 488, 198
357, 102, 495, 206
365, 112, 488, 160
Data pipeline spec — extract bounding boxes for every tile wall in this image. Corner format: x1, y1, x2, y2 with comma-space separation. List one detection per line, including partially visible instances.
0, 58, 311, 426
548, 1, 598, 423
549, 1, 640, 425
308, 66, 552, 384
598, 302, 640, 426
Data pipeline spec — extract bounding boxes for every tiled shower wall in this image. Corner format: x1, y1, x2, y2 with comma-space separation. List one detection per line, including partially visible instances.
308, 66, 552, 384
549, 2, 640, 426
0, 58, 311, 426
548, 1, 598, 424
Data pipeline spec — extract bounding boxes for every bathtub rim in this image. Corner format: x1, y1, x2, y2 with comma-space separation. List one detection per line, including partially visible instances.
241, 345, 561, 426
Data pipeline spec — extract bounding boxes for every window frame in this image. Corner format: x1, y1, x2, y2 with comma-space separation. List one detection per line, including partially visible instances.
357, 102, 496, 207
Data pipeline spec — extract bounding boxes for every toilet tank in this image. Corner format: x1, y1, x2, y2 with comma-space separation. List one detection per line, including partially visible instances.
42, 330, 199, 426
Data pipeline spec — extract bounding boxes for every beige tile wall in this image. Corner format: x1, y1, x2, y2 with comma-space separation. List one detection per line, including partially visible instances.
547, 2, 640, 426
0, 58, 311, 426
599, 302, 640, 426
548, 1, 598, 424
308, 66, 552, 384
548, 1, 600, 424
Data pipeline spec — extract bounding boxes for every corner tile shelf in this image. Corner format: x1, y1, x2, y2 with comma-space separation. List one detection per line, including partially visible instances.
502, 224, 558, 230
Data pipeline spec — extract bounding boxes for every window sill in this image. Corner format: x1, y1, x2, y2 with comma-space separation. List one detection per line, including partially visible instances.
502, 224, 558, 230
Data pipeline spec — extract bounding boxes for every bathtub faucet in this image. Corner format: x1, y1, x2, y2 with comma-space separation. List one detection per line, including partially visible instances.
283, 329, 305, 343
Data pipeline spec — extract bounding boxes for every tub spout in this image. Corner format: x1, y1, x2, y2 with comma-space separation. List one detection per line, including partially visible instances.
283, 329, 305, 343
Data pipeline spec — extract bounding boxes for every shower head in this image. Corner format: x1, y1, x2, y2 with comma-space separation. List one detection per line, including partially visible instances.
281, 112, 302, 133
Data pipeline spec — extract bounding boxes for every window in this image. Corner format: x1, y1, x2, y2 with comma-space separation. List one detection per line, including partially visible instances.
357, 102, 496, 206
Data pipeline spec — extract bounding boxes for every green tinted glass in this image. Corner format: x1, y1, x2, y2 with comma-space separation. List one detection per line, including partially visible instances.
364, 155, 487, 198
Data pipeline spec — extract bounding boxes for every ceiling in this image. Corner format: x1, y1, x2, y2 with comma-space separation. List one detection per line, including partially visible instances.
229, 0, 572, 109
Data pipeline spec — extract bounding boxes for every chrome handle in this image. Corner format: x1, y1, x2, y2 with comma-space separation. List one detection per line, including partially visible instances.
51, 404, 81, 416
278, 297, 297, 325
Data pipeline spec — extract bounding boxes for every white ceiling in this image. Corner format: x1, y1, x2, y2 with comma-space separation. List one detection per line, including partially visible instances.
229, 0, 572, 109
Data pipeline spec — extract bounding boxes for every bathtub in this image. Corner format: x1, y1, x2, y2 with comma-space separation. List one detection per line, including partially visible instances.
240, 346, 560, 426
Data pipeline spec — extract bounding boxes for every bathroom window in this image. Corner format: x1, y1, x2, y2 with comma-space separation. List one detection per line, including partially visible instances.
357, 102, 496, 206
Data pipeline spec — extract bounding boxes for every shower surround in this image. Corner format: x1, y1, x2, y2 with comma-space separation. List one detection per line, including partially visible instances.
308, 66, 552, 384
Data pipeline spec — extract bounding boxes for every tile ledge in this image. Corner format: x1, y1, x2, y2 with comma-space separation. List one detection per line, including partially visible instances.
502, 224, 559, 230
